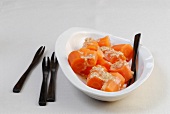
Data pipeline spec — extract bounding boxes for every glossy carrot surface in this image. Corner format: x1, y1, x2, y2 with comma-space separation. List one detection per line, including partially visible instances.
97, 36, 111, 47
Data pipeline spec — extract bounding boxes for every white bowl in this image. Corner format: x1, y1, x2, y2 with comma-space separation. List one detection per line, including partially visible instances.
55, 27, 154, 101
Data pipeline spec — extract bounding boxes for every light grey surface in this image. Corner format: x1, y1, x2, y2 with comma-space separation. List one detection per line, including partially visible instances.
0, 0, 170, 113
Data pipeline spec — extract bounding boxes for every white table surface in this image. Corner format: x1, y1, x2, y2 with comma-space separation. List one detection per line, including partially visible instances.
0, 0, 170, 113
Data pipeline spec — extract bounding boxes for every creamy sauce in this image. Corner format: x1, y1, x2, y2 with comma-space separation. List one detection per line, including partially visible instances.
83, 38, 96, 48
110, 60, 128, 70
89, 65, 121, 90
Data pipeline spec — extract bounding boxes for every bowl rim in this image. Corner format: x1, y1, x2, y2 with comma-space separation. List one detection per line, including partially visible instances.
55, 27, 154, 97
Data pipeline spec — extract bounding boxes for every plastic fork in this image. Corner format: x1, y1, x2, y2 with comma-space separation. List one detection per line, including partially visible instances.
127, 33, 141, 86
47, 52, 59, 102
39, 57, 50, 106
13, 46, 45, 93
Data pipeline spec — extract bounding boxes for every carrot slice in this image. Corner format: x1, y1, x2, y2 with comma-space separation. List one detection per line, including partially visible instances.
120, 44, 133, 61
83, 38, 99, 51
97, 58, 111, 71
79, 48, 89, 54
102, 48, 126, 64
104, 52, 126, 64
110, 72, 125, 87
68, 51, 86, 74
102, 80, 119, 92
87, 73, 104, 90
110, 65, 133, 82
112, 44, 133, 61
98, 36, 111, 47
80, 66, 92, 77
86, 50, 98, 67
79, 48, 98, 67
112, 44, 125, 51
96, 49, 104, 60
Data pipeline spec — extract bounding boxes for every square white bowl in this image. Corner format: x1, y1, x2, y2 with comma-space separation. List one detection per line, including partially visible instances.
55, 27, 154, 101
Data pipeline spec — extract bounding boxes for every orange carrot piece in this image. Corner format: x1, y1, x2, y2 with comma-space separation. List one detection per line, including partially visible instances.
79, 48, 98, 67
80, 66, 92, 77
87, 73, 104, 90
96, 49, 104, 60
98, 36, 111, 47
112, 44, 125, 51
120, 44, 133, 61
68, 51, 86, 74
97, 58, 111, 71
110, 72, 125, 87
83, 38, 99, 51
103, 49, 126, 64
102, 80, 119, 92
104, 53, 126, 64
86, 50, 98, 67
112, 44, 133, 61
79, 47, 89, 53
111, 65, 133, 82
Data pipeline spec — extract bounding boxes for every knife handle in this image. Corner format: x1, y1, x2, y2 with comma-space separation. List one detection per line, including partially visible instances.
13, 66, 32, 93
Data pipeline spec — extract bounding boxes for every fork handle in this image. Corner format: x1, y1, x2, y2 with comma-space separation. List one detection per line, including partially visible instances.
13, 66, 32, 93
39, 76, 48, 106
47, 71, 57, 102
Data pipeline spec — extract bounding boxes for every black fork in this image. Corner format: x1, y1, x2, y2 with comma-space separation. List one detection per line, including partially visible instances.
47, 52, 58, 102
127, 33, 141, 86
13, 46, 45, 93
39, 57, 50, 106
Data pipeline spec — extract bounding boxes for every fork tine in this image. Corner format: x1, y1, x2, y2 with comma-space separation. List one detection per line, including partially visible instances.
51, 52, 58, 69
42, 57, 46, 70
47, 57, 50, 69
51, 52, 55, 62
55, 56, 58, 64
42, 56, 50, 71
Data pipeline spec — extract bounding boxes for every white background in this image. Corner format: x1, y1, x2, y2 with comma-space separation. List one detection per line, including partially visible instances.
0, 0, 170, 113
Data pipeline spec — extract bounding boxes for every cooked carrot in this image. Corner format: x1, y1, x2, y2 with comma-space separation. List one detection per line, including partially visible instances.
83, 38, 99, 51
110, 65, 133, 82
79, 48, 98, 67
112, 44, 125, 51
79, 48, 89, 54
80, 66, 92, 77
97, 58, 111, 71
104, 54, 126, 64
112, 44, 133, 61
96, 49, 104, 60
97, 36, 111, 47
86, 50, 98, 67
103, 50, 126, 64
110, 72, 125, 87
68, 51, 86, 74
102, 80, 119, 92
120, 44, 133, 61
87, 73, 104, 90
